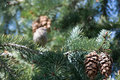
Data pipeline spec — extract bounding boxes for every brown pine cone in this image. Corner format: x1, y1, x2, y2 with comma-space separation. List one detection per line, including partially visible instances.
85, 51, 99, 80
32, 22, 39, 33
32, 16, 51, 33
99, 52, 113, 79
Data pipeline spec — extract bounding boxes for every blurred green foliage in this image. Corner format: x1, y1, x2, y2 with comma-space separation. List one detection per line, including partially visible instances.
0, 0, 120, 80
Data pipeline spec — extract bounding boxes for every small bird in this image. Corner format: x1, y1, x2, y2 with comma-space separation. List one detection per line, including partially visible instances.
33, 27, 47, 46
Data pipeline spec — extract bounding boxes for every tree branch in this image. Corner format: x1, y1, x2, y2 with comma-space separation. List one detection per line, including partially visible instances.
2, 43, 43, 54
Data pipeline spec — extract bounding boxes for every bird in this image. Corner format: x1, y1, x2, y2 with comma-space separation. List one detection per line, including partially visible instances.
33, 27, 47, 46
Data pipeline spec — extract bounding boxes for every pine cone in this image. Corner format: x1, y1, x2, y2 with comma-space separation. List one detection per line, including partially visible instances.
32, 16, 51, 33
99, 52, 113, 79
85, 51, 99, 80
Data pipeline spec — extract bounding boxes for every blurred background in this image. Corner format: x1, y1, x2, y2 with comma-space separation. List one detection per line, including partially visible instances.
0, 0, 120, 79
0, 0, 120, 35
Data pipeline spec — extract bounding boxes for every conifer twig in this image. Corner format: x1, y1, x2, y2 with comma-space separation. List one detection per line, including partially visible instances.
2, 43, 43, 54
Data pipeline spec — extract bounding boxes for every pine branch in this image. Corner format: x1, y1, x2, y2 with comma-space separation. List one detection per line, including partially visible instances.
0, 55, 34, 80
0, 42, 45, 64
63, 26, 101, 52
96, 29, 111, 52
0, 34, 39, 50
1, 43, 39, 54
